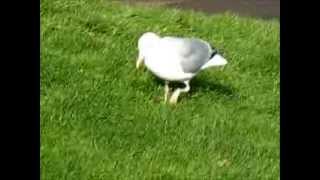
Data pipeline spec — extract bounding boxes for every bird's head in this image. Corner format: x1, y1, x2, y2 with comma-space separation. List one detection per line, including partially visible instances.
138, 32, 161, 52
136, 32, 161, 69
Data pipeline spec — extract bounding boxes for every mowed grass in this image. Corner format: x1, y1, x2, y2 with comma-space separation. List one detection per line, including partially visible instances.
41, 0, 280, 179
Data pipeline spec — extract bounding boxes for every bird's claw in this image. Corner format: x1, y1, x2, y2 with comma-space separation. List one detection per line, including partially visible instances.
164, 96, 168, 103
169, 91, 179, 105
169, 99, 177, 105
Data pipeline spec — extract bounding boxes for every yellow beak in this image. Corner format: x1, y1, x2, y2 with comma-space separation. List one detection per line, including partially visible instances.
136, 57, 144, 69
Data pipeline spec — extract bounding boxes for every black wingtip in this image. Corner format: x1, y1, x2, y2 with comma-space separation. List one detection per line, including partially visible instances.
210, 49, 218, 59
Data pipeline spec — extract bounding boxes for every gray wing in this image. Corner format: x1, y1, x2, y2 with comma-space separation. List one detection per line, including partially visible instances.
177, 38, 212, 73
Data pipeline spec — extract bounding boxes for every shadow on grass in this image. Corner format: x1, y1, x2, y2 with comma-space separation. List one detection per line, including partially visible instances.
150, 75, 237, 97
190, 77, 236, 96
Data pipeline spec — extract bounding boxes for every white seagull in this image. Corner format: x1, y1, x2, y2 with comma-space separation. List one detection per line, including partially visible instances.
136, 32, 228, 104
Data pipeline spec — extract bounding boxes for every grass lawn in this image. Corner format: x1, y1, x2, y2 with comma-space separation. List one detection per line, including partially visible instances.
41, 0, 280, 179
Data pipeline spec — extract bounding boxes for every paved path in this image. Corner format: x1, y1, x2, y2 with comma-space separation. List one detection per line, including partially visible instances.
124, 0, 280, 19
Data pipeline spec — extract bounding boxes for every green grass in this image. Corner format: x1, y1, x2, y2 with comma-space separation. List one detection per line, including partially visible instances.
41, 0, 280, 179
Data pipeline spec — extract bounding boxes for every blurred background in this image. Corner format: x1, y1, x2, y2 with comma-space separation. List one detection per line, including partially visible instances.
124, 0, 280, 19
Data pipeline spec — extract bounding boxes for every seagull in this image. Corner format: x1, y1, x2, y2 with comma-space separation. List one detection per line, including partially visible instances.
136, 32, 228, 105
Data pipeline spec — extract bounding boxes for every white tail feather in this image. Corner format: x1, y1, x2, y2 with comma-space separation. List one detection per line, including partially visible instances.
201, 54, 228, 70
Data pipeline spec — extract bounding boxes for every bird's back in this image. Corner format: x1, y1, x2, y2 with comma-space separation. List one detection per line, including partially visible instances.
159, 37, 212, 73
142, 36, 217, 81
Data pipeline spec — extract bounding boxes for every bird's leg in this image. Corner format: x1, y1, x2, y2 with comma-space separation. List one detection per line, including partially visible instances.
169, 81, 190, 105
164, 81, 170, 103
136, 52, 145, 69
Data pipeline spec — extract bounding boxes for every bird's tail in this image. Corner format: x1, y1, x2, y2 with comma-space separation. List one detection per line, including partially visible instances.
201, 54, 228, 70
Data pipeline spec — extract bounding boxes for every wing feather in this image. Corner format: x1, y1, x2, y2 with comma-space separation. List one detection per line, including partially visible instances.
161, 37, 212, 73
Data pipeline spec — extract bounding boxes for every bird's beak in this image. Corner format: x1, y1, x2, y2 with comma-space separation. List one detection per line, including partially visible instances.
136, 57, 144, 70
